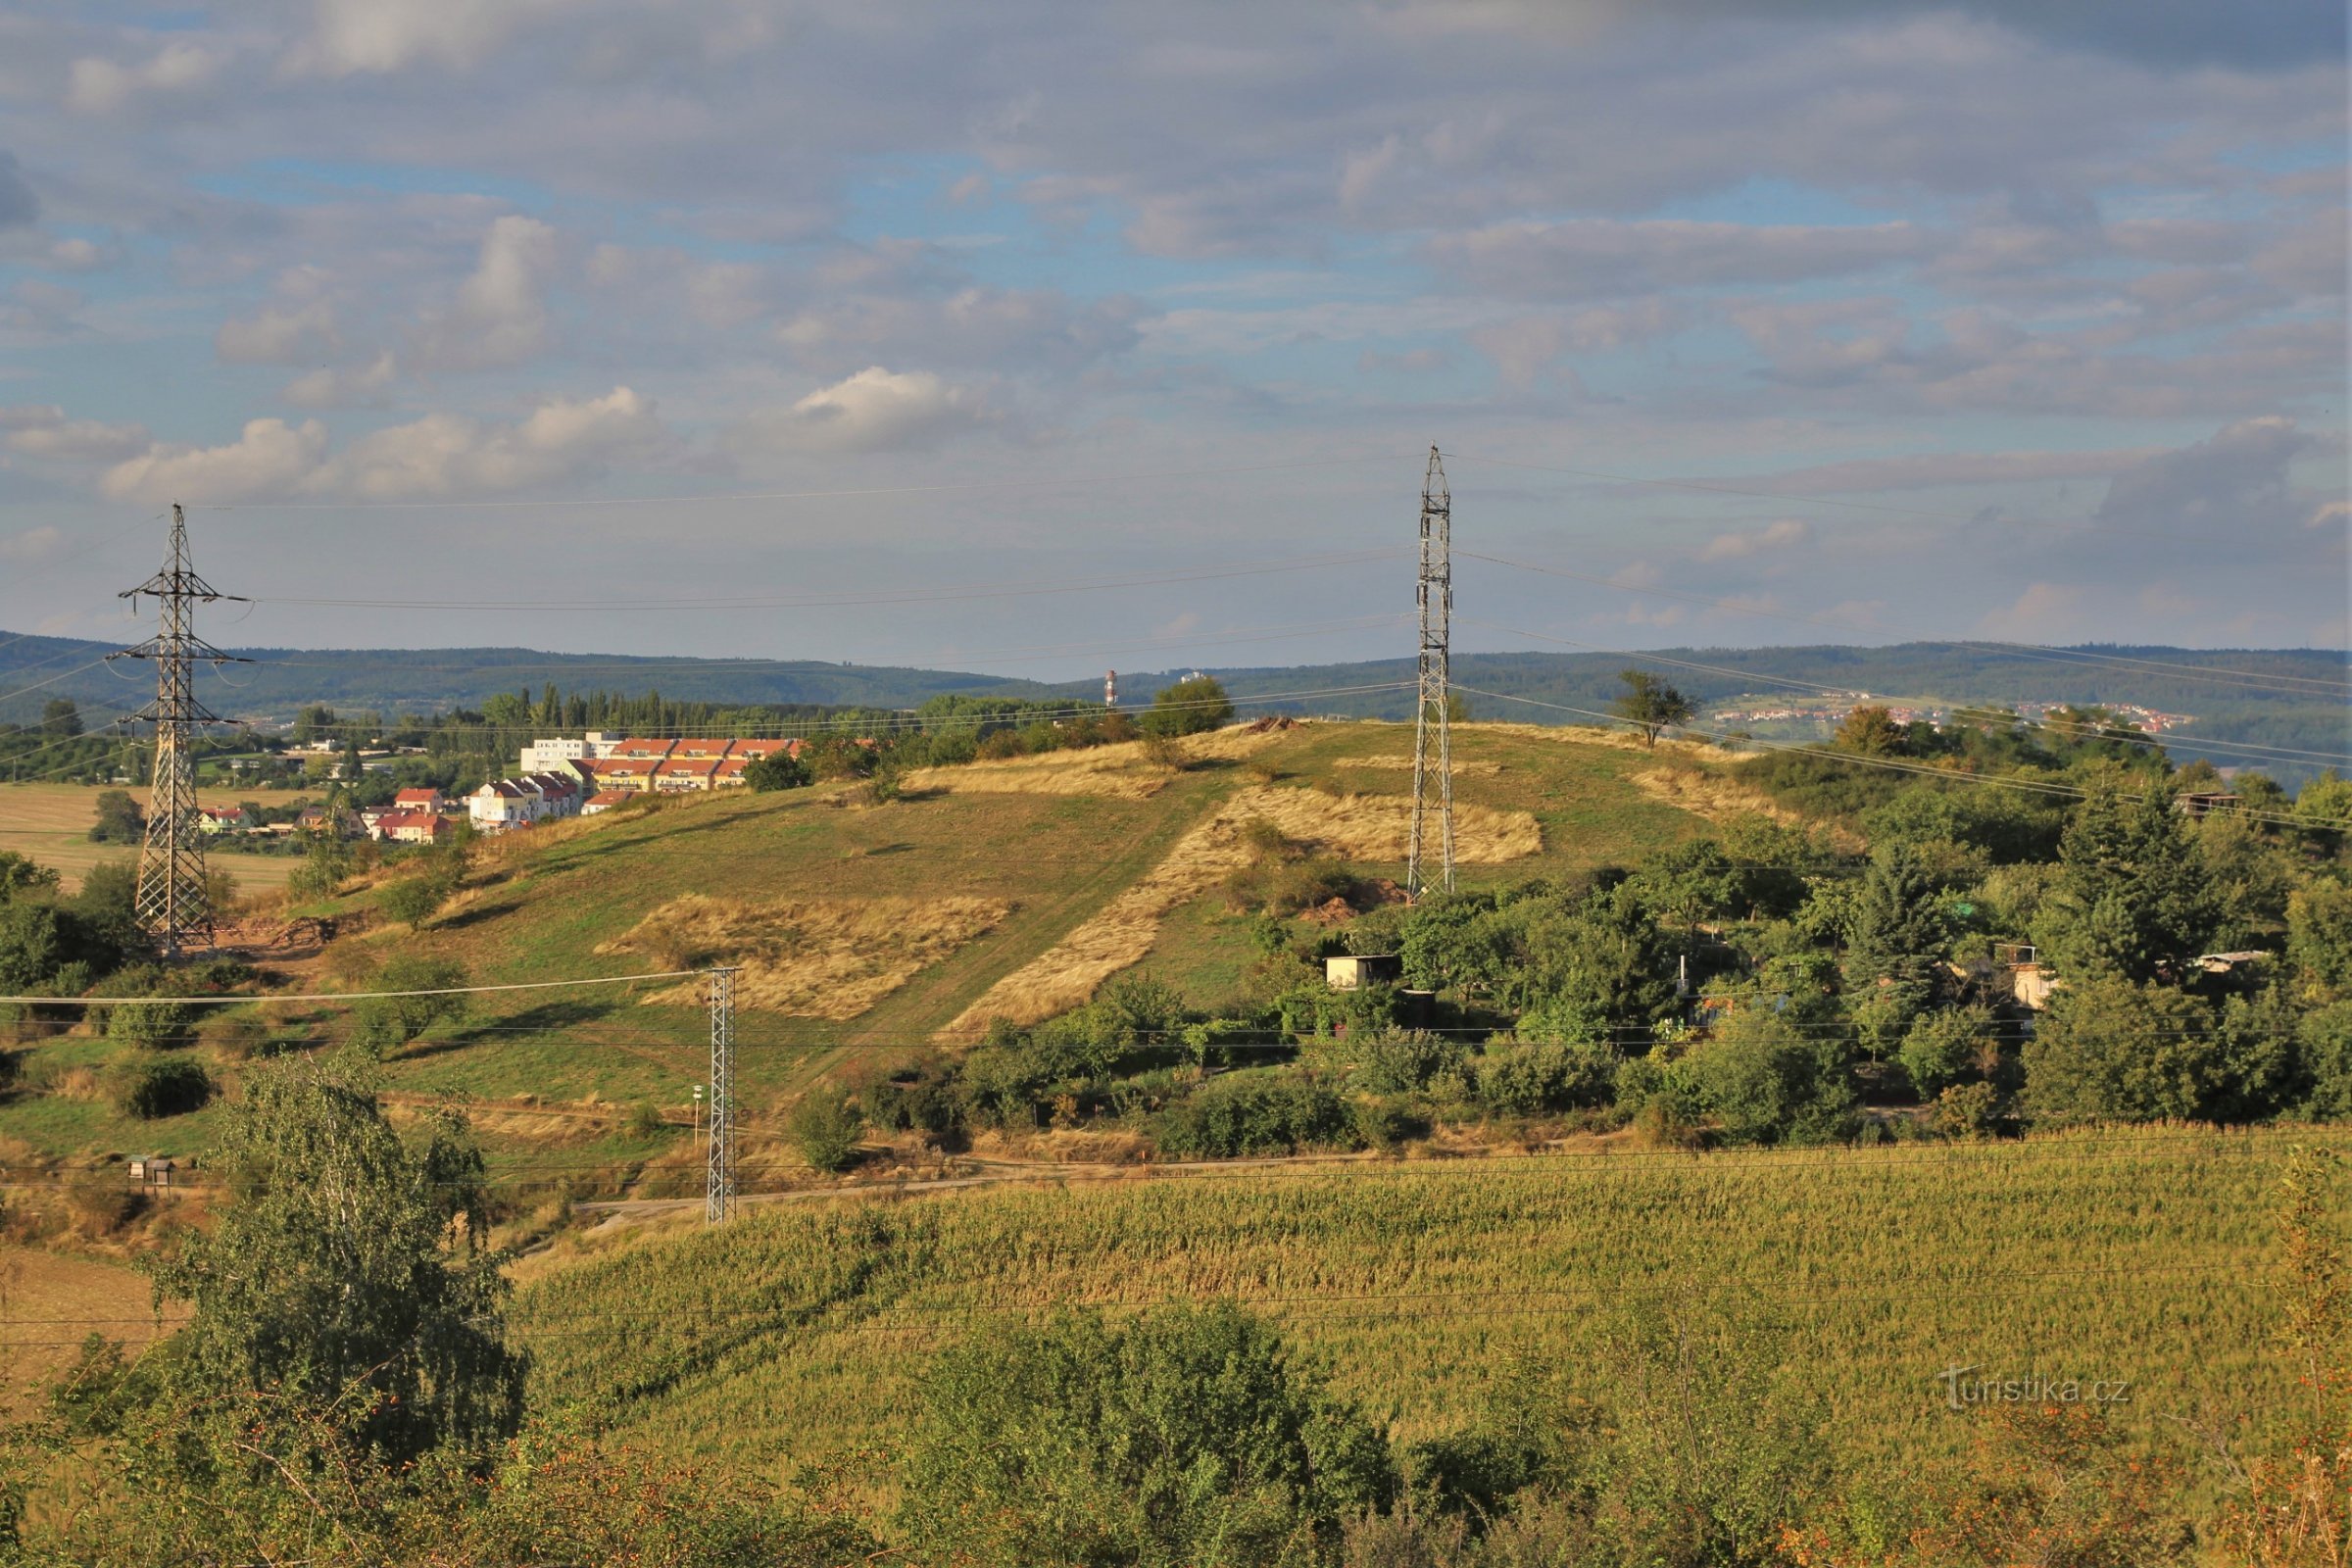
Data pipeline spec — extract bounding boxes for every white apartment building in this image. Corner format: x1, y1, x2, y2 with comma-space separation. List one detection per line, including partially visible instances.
517, 732, 613, 773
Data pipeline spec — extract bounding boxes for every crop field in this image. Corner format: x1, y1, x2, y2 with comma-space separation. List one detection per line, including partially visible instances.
513, 1125, 2342, 1497
0, 781, 300, 895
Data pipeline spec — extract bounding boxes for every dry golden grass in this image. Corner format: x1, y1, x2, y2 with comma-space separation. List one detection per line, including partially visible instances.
1, 1246, 188, 1407
942, 784, 1539, 1034
598, 892, 1012, 1019
1468, 720, 1743, 762
1330, 753, 1504, 776
1629, 765, 1822, 832
0, 781, 299, 894
901, 724, 1294, 802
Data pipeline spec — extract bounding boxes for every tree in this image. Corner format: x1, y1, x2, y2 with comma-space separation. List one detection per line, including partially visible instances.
2021, 975, 2289, 1123
40, 698, 81, 738
1609, 668, 1691, 750
896, 1301, 1393, 1566
788, 1093, 863, 1172
377, 873, 450, 932
2033, 776, 2216, 983
1140, 675, 1235, 739
1676, 1004, 1857, 1145
0, 851, 61, 904
2298, 771, 2352, 858
151, 1055, 523, 1465
350, 956, 471, 1058
2289, 879, 2352, 1001
88, 789, 144, 845
743, 750, 812, 791
1833, 705, 1906, 757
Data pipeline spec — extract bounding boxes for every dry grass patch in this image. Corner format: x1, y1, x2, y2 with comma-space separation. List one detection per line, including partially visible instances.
942, 784, 1538, 1034
598, 893, 1012, 1019
1630, 765, 1823, 833
902, 723, 1295, 802
1330, 754, 1505, 776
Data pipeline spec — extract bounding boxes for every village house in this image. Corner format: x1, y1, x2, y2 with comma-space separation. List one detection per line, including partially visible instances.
197, 806, 248, 835
370, 809, 454, 845
392, 786, 446, 815
581, 790, 630, 815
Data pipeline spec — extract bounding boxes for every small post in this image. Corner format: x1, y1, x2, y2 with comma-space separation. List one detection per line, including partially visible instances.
705, 969, 737, 1224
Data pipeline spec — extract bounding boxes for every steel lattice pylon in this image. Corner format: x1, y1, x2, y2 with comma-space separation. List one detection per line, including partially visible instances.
108, 504, 248, 956
1406, 447, 1453, 900
706, 966, 738, 1223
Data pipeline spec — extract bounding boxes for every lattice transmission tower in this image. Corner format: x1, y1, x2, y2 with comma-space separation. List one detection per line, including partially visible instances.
1406, 446, 1453, 900
108, 504, 248, 956
706, 966, 738, 1223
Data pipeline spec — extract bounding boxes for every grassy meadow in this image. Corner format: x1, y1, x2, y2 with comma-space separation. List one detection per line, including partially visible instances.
513, 1124, 2337, 1499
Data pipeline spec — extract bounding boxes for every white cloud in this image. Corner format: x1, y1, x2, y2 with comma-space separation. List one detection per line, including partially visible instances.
216, 299, 340, 365
0, 404, 151, 462
100, 417, 331, 504
731, 368, 996, 455
1976, 581, 2082, 639
410, 215, 561, 371
1429, 219, 1928, 300
95, 385, 662, 503
67, 43, 225, 115
284, 351, 400, 408
1697, 518, 1812, 563
286, 0, 579, 77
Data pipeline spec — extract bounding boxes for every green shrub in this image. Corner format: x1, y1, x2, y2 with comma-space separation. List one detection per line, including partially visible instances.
1896, 1006, 1992, 1100
1153, 1073, 1357, 1157
789, 1094, 863, 1172
118, 1056, 216, 1118
1474, 1038, 1619, 1116
1355, 1030, 1471, 1095
107, 999, 199, 1052
1352, 1097, 1428, 1152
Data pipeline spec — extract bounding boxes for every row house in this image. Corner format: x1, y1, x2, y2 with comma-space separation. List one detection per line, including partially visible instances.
370, 809, 455, 845
573, 737, 804, 794
467, 771, 584, 832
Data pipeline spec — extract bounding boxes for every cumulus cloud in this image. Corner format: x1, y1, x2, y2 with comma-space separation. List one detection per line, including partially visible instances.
410, 215, 561, 371
730, 368, 996, 455
777, 285, 1147, 374
0, 404, 151, 463
2094, 416, 2328, 538
0, 526, 65, 563
1977, 581, 2083, 639
1697, 518, 1812, 563
284, 351, 399, 409
97, 386, 663, 503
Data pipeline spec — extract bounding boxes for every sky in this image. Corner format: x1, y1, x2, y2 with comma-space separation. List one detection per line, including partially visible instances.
0, 0, 2344, 681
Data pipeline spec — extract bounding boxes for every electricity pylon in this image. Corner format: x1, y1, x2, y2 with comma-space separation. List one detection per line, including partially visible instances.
108, 504, 248, 956
706, 966, 738, 1223
1407, 447, 1453, 900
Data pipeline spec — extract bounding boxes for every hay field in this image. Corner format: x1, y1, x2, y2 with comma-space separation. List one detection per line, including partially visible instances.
0, 781, 299, 895
901, 725, 1287, 802
597, 892, 1013, 1018
942, 783, 1540, 1033
1330, 753, 1505, 776
513, 1125, 2342, 1487
1, 1247, 187, 1408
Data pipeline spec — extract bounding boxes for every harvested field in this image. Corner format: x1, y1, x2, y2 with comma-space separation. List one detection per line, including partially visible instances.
0, 782, 299, 895
902, 723, 1294, 801
942, 784, 1538, 1033
598, 893, 1012, 1018
1630, 765, 1823, 833
1, 1247, 188, 1407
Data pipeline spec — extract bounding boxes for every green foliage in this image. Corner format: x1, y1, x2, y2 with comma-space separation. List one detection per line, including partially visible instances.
1140, 675, 1236, 738
2023, 975, 2291, 1124
743, 750, 813, 791
105, 997, 199, 1051
2034, 776, 2216, 982
349, 956, 471, 1058
788, 1093, 863, 1172
116, 1054, 216, 1117
152, 1054, 523, 1465
896, 1300, 1394, 1567
2289, 878, 2352, 1000
1610, 667, 1692, 749
87, 788, 144, 844
290, 835, 356, 900
1674, 1005, 1859, 1145
1474, 1037, 1620, 1115
2301, 1001, 2352, 1118
0, 850, 61, 903
1897, 1006, 1994, 1099
1154, 1072, 1357, 1157
1353, 1030, 1472, 1095
376, 872, 451, 932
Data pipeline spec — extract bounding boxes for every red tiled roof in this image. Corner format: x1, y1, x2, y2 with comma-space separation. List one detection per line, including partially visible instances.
585, 790, 629, 807
393, 788, 439, 805
607, 738, 676, 759
654, 758, 718, 777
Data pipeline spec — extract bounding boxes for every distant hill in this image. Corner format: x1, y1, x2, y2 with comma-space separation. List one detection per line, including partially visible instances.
4, 631, 2342, 782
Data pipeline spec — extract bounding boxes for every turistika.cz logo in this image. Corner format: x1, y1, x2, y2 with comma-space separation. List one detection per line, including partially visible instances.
1937, 1364, 2132, 1411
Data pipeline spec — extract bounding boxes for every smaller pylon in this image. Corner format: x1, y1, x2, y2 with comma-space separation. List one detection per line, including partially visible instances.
706, 966, 738, 1223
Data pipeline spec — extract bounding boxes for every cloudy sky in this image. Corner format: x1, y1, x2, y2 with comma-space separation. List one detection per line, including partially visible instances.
0, 0, 2344, 678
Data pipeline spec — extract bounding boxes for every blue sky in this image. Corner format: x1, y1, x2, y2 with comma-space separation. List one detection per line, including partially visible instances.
0, 0, 2343, 677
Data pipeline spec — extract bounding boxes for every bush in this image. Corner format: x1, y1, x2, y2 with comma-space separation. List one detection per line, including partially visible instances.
1153, 1073, 1357, 1157
866, 1064, 968, 1145
743, 751, 813, 791
1474, 1038, 1619, 1116
107, 999, 200, 1052
1676, 1007, 1858, 1146
198, 1013, 270, 1060
1897, 1006, 1993, 1100
1352, 1097, 1428, 1152
376, 874, 449, 932
1355, 1031, 1471, 1095
624, 1102, 665, 1139
117, 1056, 216, 1118
789, 1094, 862, 1172
348, 956, 471, 1059
1139, 675, 1235, 739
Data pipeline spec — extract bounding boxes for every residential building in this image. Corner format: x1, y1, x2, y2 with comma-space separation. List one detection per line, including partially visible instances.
197, 806, 248, 835
371, 810, 454, 845
582, 790, 630, 815
392, 786, 446, 815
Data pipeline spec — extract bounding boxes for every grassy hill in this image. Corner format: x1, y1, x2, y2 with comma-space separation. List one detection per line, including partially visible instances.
0, 720, 1712, 1181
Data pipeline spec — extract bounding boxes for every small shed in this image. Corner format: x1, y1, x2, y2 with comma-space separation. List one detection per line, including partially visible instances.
128, 1155, 176, 1189
1325, 954, 1402, 991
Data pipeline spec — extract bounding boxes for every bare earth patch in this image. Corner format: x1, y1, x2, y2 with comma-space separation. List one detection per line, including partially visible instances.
598, 893, 1013, 1018
941, 784, 1539, 1036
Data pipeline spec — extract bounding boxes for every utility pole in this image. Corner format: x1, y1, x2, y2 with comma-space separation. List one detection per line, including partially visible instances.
1406, 447, 1453, 900
706, 966, 737, 1223
108, 504, 249, 956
